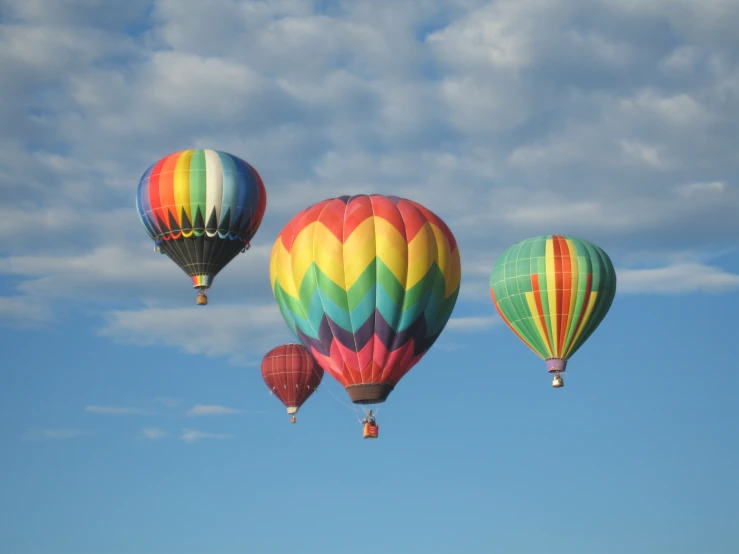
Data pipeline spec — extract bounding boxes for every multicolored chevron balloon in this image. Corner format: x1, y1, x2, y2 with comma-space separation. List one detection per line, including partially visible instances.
270, 195, 462, 405
136, 149, 267, 304
489, 234, 616, 387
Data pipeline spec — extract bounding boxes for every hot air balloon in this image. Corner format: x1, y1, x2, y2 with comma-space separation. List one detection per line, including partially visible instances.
136, 149, 267, 305
489, 234, 616, 388
270, 195, 461, 437
261, 344, 324, 423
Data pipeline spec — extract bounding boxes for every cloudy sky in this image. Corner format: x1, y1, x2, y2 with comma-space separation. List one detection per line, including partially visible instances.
1, 1, 737, 554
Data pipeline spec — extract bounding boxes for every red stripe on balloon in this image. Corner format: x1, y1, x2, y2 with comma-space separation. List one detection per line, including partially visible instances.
148, 156, 170, 235
343, 196, 374, 241
407, 199, 458, 252
531, 273, 553, 354
556, 236, 572, 355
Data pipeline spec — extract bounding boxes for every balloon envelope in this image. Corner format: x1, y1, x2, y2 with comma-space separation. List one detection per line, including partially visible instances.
489, 234, 616, 373
136, 149, 267, 299
270, 194, 461, 404
261, 344, 323, 414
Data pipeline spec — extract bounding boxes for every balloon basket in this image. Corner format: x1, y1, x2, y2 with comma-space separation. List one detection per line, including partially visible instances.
196, 294, 208, 306
290, 415, 296, 424
363, 423, 379, 439
552, 373, 564, 388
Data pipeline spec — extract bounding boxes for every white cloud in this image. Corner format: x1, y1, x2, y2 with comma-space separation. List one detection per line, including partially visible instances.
155, 397, 183, 408
602, 0, 739, 43
91, 51, 279, 136
620, 89, 713, 127
439, 75, 529, 134
619, 140, 671, 169
0, 296, 53, 327
617, 263, 739, 294
180, 429, 234, 443
1, 0, 152, 27
151, 0, 316, 57
0, 23, 136, 74
507, 135, 588, 167
1, 244, 192, 300
23, 428, 93, 440
185, 404, 242, 416
427, 0, 536, 70
660, 46, 697, 73
84, 405, 154, 415
0, 243, 275, 314
446, 316, 500, 332
140, 427, 170, 440
674, 181, 727, 198
98, 304, 291, 363
502, 199, 608, 228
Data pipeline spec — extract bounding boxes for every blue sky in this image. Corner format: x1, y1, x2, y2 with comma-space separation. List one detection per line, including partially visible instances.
1, 0, 737, 553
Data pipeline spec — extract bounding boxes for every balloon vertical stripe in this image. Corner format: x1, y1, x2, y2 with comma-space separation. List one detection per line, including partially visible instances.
529, 274, 553, 357
563, 239, 579, 349
545, 238, 557, 350
176, 151, 193, 233
147, 156, 165, 232
569, 276, 596, 355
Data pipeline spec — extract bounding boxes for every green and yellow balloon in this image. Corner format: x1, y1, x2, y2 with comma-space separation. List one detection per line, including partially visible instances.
490, 234, 616, 388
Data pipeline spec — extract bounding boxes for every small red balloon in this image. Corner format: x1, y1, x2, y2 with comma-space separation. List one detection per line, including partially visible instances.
261, 344, 323, 421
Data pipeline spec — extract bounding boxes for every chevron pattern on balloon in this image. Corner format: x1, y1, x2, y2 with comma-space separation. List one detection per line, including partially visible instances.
270, 195, 461, 389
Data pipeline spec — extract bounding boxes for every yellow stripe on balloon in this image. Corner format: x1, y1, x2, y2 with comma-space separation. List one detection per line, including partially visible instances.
446, 247, 462, 298
429, 223, 460, 297
342, 217, 378, 289
174, 150, 193, 235
313, 221, 347, 290
545, 238, 558, 353
566, 292, 598, 358
270, 239, 299, 299
269, 240, 280, 289
373, 217, 408, 285
563, 238, 579, 355
525, 291, 554, 358
429, 223, 451, 293
291, 223, 320, 290
406, 222, 436, 289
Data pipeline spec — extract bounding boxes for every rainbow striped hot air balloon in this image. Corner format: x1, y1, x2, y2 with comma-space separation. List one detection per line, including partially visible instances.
270, 195, 461, 415
489, 235, 616, 388
136, 149, 267, 304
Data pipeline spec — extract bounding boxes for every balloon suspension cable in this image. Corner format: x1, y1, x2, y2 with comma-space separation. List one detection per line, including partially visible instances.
316, 375, 354, 410
314, 372, 367, 424
364, 404, 380, 418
